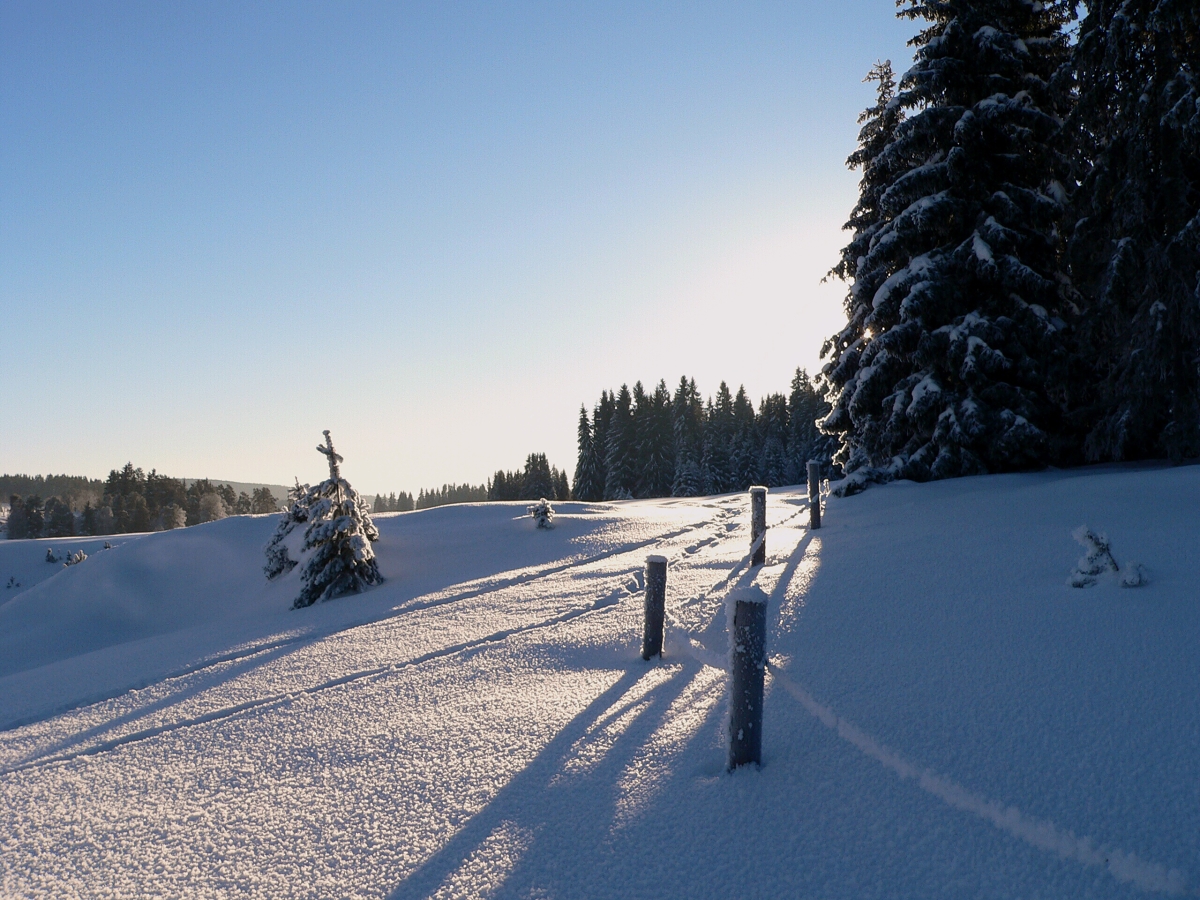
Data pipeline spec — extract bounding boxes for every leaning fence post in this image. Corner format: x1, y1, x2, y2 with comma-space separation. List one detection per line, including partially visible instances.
749, 486, 767, 566
642, 555, 668, 660
807, 461, 822, 530
728, 584, 768, 770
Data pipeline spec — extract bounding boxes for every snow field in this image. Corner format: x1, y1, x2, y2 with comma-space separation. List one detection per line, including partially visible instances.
2, 467, 1198, 898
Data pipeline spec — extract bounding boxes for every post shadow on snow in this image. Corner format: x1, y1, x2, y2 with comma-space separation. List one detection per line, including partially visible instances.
3, 637, 308, 771
681, 526, 817, 656
385, 654, 722, 900
767, 529, 817, 630
386, 524, 823, 900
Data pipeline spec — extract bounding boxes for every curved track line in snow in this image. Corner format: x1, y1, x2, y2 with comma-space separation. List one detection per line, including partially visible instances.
0, 577, 642, 778
765, 660, 1191, 897
0, 505, 750, 735
3, 495, 804, 772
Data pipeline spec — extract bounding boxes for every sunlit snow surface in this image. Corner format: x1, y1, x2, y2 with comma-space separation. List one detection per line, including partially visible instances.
1, 468, 1198, 899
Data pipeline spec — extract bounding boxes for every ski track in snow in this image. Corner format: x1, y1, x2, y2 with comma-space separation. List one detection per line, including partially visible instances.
0, 495, 793, 774
0, 496, 758, 734
0, 579, 634, 777
765, 662, 1191, 896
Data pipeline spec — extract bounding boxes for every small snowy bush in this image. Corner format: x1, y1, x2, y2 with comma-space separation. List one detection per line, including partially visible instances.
64, 550, 87, 567
44, 548, 59, 564
528, 498, 555, 529
263, 478, 314, 580
1069, 526, 1146, 588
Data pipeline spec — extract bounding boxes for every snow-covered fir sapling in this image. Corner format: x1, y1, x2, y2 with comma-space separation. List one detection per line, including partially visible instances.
1069, 526, 1146, 588
263, 478, 314, 580
44, 548, 58, 564
528, 498, 555, 529
292, 431, 383, 609
64, 550, 87, 567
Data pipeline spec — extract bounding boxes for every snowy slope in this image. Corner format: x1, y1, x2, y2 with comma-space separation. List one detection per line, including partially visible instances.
1, 467, 1197, 899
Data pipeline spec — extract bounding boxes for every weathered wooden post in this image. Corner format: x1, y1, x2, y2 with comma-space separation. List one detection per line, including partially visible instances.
749, 486, 767, 566
807, 461, 822, 530
728, 583, 768, 770
642, 554, 668, 660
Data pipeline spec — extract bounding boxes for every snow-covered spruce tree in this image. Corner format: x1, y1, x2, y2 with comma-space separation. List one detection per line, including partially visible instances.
758, 393, 790, 487
634, 380, 675, 499
671, 376, 705, 497
701, 383, 735, 494
730, 386, 759, 489
528, 497, 555, 529
827, 60, 906, 294
292, 431, 382, 609
821, 1, 1076, 494
264, 477, 313, 580
604, 384, 636, 500
1067, 0, 1200, 461
787, 368, 838, 483
572, 406, 605, 501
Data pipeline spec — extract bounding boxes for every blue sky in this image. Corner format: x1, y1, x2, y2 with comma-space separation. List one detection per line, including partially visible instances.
1, 2, 913, 493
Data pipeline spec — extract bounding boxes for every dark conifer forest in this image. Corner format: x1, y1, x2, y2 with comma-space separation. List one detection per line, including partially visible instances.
572, 370, 834, 501
819, 0, 1200, 494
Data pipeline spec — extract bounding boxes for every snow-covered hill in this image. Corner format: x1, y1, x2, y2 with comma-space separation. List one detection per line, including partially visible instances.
1, 466, 1197, 898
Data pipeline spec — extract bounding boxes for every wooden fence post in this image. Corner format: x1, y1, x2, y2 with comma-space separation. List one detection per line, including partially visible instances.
807, 461, 821, 530
728, 584, 768, 770
749, 486, 767, 566
642, 555, 668, 660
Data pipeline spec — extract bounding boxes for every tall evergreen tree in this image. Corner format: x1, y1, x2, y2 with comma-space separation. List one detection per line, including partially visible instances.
573, 406, 605, 501
1068, 0, 1200, 460
787, 368, 837, 481
604, 384, 636, 499
702, 383, 735, 494
757, 393, 790, 487
521, 453, 555, 500
592, 391, 613, 495
828, 60, 906, 289
552, 467, 571, 501
6, 496, 29, 539
45, 497, 75, 538
821, 0, 1076, 493
730, 385, 759, 489
671, 377, 705, 497
23, 495, 45, 538
635, 380, 675, 498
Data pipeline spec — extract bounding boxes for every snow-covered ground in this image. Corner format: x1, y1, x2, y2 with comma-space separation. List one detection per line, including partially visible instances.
1, 466, 1197, 899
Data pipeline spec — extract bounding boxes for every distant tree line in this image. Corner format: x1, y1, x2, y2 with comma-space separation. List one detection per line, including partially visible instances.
371, 454, 571, 514
371, 492, 415, 513
573, 370, 835, 502
417, 484, 488, 508
487, 453, 571, 502
0, 474, 104, 508
4, 463, 278, 539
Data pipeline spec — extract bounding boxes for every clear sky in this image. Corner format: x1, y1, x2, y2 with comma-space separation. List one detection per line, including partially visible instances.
1, 2, 914, 494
